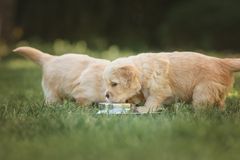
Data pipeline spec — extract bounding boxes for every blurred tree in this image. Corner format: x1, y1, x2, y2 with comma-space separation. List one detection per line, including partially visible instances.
158, 0, 240, 51
4, 0, 240, 51
15, 0, 174, 50
0, 0, 17, 42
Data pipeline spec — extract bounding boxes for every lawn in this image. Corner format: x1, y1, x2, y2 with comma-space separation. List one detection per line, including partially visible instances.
1, 50, 240, 160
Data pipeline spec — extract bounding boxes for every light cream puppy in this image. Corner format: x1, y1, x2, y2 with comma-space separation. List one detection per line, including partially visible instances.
14, 46, 110, 106
103, 52, 240, 113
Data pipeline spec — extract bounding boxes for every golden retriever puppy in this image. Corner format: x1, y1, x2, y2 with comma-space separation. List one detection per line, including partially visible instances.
14, 46, 110, 106
103, 52, 240, 113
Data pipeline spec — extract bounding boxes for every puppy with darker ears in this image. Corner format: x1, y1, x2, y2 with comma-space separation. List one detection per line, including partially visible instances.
103, 52, 240, 113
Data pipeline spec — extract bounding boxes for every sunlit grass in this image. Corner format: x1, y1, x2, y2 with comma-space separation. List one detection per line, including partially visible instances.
13, 40, 135, 60
1, 49, 240, 160
5, 59, 37, 69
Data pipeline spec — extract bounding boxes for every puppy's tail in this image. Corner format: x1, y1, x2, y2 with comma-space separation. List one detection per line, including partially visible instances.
222, 58, 240, 72
13, 46, 54, 66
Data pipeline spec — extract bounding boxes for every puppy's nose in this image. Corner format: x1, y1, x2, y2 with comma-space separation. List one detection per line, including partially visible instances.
105, 93, 110, 98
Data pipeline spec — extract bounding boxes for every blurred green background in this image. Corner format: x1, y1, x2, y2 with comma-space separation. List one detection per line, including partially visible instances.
1, 0, 240, 58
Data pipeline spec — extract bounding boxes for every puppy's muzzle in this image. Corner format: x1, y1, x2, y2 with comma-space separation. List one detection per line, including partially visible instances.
105, 91, 112, 102
105, 92, 110, 98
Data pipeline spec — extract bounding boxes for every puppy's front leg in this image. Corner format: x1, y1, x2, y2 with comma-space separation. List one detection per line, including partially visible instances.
136, 96, 162, 113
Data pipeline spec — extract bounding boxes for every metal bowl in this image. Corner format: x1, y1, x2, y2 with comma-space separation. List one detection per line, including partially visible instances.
97, 103, 132, 114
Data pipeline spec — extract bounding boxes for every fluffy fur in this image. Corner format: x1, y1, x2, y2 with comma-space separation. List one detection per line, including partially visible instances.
14, 46, 110, 106
103, 52, 240, 113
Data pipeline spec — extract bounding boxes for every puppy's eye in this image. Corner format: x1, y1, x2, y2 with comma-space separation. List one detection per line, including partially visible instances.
111, 82, 118, 87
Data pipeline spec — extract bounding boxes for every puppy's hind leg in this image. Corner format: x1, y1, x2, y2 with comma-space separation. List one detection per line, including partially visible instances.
42, 81, 61, 105
192, 82, 227, 110
45, 95, 61, 104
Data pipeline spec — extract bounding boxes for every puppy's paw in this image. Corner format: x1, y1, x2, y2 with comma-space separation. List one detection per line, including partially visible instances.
134, 106, 164, 114
135, 106, 149, 114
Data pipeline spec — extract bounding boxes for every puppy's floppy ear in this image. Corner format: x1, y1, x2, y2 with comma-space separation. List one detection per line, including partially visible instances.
117, 65, 140, 86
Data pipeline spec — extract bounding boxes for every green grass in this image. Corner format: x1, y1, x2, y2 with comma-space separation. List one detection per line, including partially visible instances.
1, 56, 240, 160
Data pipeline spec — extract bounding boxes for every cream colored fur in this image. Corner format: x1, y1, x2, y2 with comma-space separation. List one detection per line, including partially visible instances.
103, 52, 240, 113
14, 46, 110, 106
